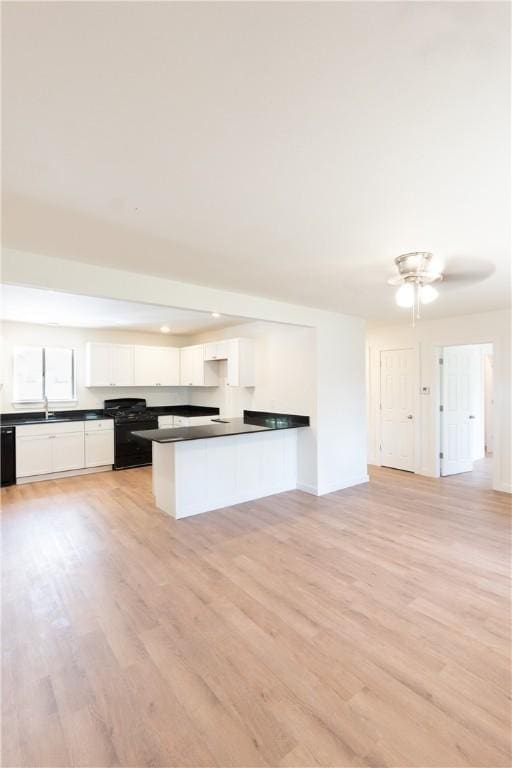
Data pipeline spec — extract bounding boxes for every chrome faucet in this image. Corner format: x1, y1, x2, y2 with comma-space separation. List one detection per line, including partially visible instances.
43, 395, 54, 420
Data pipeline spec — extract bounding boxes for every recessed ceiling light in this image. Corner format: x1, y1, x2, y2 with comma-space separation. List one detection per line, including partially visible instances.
211, 312, 221, 318
160, 325, 171, 333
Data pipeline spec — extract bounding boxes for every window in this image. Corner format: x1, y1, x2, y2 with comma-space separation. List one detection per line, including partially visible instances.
13, 346, 76, 403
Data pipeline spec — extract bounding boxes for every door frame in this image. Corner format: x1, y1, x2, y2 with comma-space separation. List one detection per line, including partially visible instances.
377, 346, 420, 473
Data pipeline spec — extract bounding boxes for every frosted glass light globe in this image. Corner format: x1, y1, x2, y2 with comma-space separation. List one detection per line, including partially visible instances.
419, 284, 439, 304
395, 283, 415, 307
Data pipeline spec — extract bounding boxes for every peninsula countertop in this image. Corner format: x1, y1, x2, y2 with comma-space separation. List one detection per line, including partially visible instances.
132, 410, 310, 444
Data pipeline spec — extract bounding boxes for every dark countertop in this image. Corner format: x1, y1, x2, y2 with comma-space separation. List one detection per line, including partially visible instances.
0, 409, 111, 426
132, 410, 310, 444
0, 404, 219, 427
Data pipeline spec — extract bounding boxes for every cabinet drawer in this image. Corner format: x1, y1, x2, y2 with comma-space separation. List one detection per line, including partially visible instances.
158, 416, 175, 428
16, 421, 85, 437
84, 419, 113, 432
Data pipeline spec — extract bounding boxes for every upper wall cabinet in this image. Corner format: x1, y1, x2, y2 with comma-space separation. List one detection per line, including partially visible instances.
180, 345, 218, 387
85, 343, 134, 387
203, 341, 229, 361
226, 338, 255, 387
134, 346, 180, 387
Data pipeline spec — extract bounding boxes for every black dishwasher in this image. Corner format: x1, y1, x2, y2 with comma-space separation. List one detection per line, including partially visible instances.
1, 426, 16, 486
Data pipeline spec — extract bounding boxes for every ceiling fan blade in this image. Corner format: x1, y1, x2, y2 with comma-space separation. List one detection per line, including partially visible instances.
442, 257, 495, 287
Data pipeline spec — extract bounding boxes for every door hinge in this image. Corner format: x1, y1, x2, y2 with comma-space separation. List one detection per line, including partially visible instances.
439, 357, 444, 365
440, 404, 444, 412
379, 443, 382, 451
439, 451, 444, 459
379, 402, 382, 410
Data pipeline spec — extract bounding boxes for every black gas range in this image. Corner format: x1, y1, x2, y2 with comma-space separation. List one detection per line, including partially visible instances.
104, 398, 158, 469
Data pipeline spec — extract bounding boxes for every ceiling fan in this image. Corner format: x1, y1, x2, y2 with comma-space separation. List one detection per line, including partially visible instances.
388, 252, 494, 325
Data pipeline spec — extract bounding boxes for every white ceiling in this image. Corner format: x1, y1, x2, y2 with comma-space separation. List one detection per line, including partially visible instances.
2, 2, 510, 322
0, 284, 248, 335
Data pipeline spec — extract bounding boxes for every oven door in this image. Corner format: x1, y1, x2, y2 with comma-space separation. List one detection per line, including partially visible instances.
114, 420, 157, 469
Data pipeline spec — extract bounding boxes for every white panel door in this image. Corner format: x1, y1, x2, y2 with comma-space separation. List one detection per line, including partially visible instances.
380, 349, 415, 472
441, 346, 478, 476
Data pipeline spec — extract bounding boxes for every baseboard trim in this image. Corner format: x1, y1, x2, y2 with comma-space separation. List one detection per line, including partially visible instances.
296, 482, 318, 495
318, 474, 370, 496
297, 475, 370, 497
494, 482, 512, 494
17, 465, 112, 484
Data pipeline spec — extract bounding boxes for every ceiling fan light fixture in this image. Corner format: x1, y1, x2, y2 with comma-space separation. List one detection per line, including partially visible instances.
419, 284, 439, 304
395, 283, 415, 308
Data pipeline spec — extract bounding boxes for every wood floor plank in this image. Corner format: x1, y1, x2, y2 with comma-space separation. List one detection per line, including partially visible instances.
1, 459, 510, 767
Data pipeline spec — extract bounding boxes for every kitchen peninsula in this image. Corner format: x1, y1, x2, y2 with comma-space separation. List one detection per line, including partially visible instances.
133, 410, 310, 519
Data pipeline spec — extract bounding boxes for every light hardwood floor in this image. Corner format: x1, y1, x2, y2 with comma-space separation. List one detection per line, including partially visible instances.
2, 464, 511, 767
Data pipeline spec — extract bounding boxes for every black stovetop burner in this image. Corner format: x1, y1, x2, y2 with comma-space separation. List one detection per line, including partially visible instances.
104, 397, 155, 424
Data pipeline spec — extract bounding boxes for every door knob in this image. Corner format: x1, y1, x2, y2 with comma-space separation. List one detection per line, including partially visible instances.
407, 414, 413, 419
469, 414, 475, 419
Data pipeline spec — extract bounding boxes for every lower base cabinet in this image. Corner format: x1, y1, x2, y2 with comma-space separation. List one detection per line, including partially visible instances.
16, 419, 113, 479
52, 432, 85, 472
16, 434, 53, 477
85, 430, 114, 467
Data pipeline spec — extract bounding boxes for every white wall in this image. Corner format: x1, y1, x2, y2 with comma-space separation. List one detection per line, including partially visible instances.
366, 309, 511, 493
0, 321, 192, 412
2, 249, 369, 495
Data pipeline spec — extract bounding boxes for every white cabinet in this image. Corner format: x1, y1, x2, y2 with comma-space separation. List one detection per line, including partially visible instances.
174, 415, 216, 427
85, 429, 114, 468
134, 346, 180, 387
16, 434, 53, 477
16, 421, 86, 478
226, 339, 255, 387
85, 343, 134, 387
180, 346, 217, 387
203, 341, 229, 361
52, 432, 85, 472
157, 415, 175, 428
158, 414, 216, 428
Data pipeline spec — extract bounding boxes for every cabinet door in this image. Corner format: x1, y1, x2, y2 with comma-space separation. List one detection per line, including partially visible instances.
86, 343, 112, 386
158, 347, 180, 386
52, 432, 85, 472
134, 346, 159, 386
111, 345, 134, 386
227, 339, 255, 387
180, 346, 203, 386
215, 341, 229, 360
204, 341, 229, 361
85, 430, 114, 468
16, 435, 52, 477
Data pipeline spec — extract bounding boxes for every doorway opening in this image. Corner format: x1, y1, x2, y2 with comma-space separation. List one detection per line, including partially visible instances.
439, 343, 494, 485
